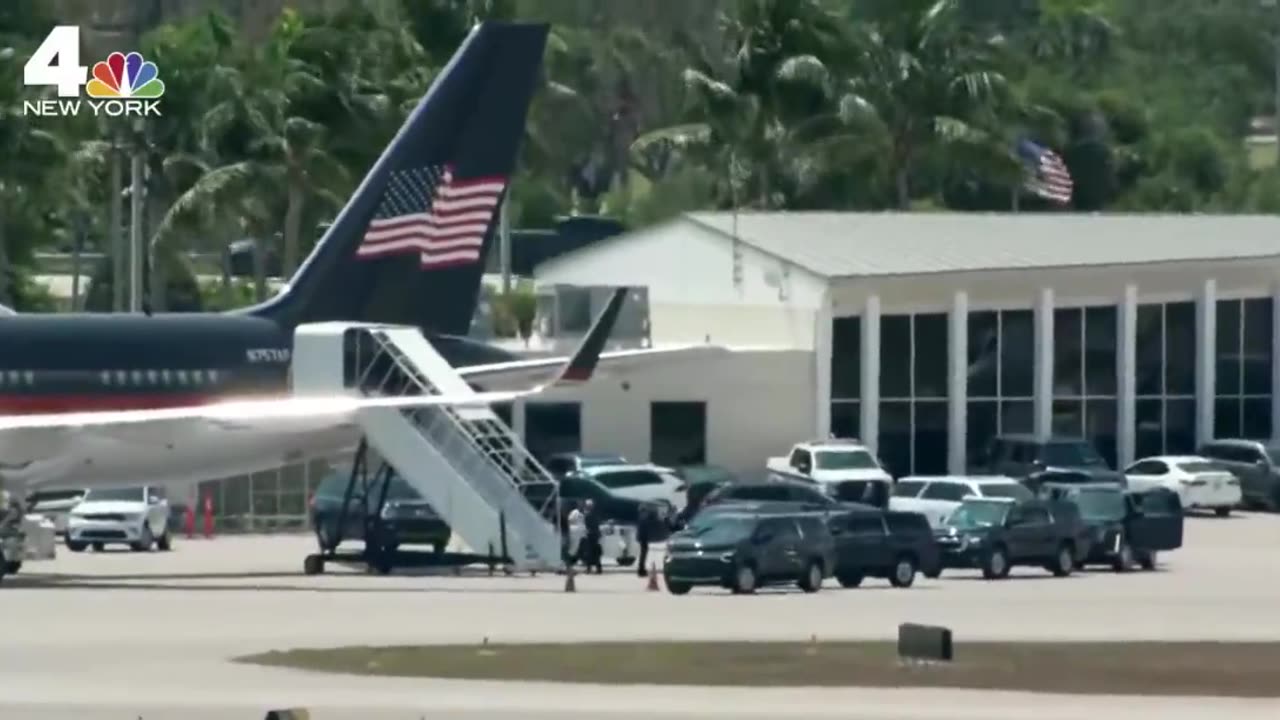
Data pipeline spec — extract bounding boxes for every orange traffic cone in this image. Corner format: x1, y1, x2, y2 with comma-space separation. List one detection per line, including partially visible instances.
646, 564, 659, 591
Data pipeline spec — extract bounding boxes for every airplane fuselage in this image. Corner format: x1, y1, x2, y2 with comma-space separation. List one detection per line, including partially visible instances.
0, 313, 522, 492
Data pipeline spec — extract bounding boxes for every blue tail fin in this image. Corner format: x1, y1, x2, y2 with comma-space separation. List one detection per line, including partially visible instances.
244, 22, 548, 337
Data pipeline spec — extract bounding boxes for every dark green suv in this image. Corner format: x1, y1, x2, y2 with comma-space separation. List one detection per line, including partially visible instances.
309, 471, 451, 554
662, 510, 834, 595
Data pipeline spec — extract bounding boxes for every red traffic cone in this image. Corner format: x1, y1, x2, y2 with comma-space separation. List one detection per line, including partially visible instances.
646, 563, 660, 591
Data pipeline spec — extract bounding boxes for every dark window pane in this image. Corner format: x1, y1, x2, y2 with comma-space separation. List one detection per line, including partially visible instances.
1000, 310, 1034, 397
1135, 398, 1163, 458
1053, 308, 1083, 396
913, 313, 948, 399
525, 402, 582, 461
1214, 397, 1241, 439
1242, 397, 1271, 440
914, 401, 948, 475
1172, 394, 1198, 450
1216, 300, 1242, 397
831, 401, 860, 440
1243, 298, 1273, 396
1085, 306, 1117, 396
878, 401, 912, 477
1001, 399, 1034, 434
1052, 399, 1083, 436
1135, 304, 1163, 397
966, 400, 998, 471
880, 315, 912, 398
967, 311, 999, 398
1086, 399, 1117, 468
1165, 302, 1196, 396
1166, 399, 1196, 455
831, 317, 861, 400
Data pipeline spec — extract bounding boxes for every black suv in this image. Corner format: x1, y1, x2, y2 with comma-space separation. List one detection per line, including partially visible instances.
662, 510, 835, 595
934, 498, 1091, 579
826, 508, 939, 588
1038, 482, 1183, 571
695, 479, 836, 518
310, 471, 451, 553
980, 434, 1126, 486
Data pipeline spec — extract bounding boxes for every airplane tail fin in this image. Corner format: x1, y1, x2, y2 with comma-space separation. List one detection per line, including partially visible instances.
242, 22, 549, 337
542, 287, 629, 389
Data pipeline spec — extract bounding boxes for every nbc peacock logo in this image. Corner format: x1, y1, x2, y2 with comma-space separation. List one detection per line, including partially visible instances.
87, 52, 165, 100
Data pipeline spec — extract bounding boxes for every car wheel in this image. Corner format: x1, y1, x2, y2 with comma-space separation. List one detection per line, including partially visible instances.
156, 532, 172, 552
3, 561, 18, 575
981, 546, 1010, 579
1112, 540, 1135, 573
131, 524, 154, 552
1050, 542, 1075, 577
1139, 550, 1158, 571
923, 567, 942, 579
91, 542, 104, 552
1214, 507, 1231, 518
889, 555, 917, 588
732, 564, 757, 594
66, 540, 86, 552
798, 561, 823, 593
666, 578, 691, 595
836, 573, 864, 588
303, 554, 325, 575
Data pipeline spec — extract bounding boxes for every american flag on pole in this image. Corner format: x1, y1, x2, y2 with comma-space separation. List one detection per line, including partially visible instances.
1016, 139, 1073, 205
356, 163, 507, 268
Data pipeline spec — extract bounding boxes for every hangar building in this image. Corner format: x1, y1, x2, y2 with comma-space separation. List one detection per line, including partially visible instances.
532, 211, 1280, 479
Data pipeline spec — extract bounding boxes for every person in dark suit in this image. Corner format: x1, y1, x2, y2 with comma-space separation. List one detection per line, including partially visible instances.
583, 499, 603, 574
636, 503, 654, 577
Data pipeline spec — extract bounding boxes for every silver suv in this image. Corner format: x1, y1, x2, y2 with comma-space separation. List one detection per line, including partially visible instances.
1197, 440, 1280, 511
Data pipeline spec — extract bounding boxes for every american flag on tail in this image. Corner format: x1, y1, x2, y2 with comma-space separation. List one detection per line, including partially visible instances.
1016, 139, 1073, 206
356, 163, 507, 268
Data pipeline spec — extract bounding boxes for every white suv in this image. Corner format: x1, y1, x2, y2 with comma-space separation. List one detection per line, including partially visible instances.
577, 464, 688, 513
66, 485, 172, 552
889, 476, 1032, 528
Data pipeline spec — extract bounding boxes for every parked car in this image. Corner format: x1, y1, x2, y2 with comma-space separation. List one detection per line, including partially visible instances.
889, 475, 1031, 528
66, 485, 172, 552
574, 464, 687, 514
1123, 455, 1241, 516
309, 471, 451, 554
543, 452, 629, 477
24, 487, 85, 535
766, 439, 894, 497
933, 497, 1091, 579
825, 507, 940, 588
1196, 439, 1280, 511
662, 509, 835, 595
1037, 482, 1183, 571
978, 434, 1126, 486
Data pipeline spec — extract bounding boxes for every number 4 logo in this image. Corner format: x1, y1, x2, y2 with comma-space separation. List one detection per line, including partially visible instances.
24, 26, 88, 98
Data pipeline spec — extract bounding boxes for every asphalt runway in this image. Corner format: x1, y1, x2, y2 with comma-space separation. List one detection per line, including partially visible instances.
3, 511, 1279, 719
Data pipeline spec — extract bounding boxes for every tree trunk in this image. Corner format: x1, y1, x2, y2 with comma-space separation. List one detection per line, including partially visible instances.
283, 180, 304, 279
109, 146, 125, 312
894, 166, 910, 209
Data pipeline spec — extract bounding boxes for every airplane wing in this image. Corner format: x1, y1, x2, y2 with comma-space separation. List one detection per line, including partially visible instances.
458, 344, 731, 387
0, 289, 631, 433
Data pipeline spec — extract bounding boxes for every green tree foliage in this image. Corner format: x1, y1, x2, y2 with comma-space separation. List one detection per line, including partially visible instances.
1, 0, 1278, 311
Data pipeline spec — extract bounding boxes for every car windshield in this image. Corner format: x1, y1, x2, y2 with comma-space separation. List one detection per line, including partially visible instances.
814, 450, 878, 470
679, 465, 735, 484
1176, 461, 1220, 474
1041, 442, 1107, 467
579, 455, 626, 468
27, 489, 84, 505
681, 514, 756, 545
1071, 489, 1126, 521
979, 483, 1032, 500
946, 501, 1010, 529
83, 487, 146, 502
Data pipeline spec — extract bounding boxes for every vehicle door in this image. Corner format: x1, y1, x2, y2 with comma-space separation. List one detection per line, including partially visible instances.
844, 513, 891, 571
1127, 488, 1184, 551
754, 517, 801, 579
1004, 504, 1053, 559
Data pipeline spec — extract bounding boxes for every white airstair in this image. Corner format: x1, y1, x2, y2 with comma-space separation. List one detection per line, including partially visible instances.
292, 322, 562, 572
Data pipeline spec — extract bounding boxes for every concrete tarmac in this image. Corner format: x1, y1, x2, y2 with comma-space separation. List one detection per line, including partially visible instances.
3, 511, 1278, 719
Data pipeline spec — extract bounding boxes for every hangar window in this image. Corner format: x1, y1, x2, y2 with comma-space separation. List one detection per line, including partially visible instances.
1213, 298, 1273, 442
966, 310, 1034, 472
1052, 305, 1118, 467
1135, 302, 1197, 458
878, 312, 949, 477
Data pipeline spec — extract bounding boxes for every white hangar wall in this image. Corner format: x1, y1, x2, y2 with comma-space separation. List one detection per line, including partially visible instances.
531, 349, 814, 479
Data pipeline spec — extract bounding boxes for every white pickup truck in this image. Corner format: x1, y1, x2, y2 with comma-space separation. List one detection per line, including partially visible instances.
765, 439, 895, 506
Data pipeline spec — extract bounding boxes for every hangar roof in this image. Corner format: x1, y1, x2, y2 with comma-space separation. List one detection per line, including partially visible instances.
685, 211, 1280, 278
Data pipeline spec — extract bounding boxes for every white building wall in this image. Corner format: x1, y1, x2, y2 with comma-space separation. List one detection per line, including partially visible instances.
536, 218, 826, 349
533, 349, 814, 479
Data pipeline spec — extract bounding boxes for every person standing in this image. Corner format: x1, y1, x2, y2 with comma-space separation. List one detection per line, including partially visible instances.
583, 499, 603, 574
636, 503, 654, 577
